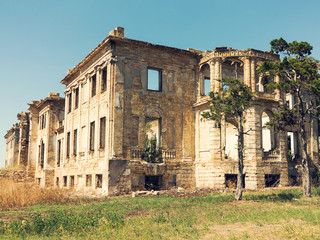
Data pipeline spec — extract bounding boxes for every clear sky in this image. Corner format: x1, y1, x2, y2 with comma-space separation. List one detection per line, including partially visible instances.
0, 0, 319, 168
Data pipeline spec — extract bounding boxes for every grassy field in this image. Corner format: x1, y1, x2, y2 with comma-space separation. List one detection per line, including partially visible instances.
1, 186, 320, 239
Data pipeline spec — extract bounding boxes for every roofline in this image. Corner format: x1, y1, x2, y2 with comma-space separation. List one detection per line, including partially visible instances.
4, 124, 19, 139
28, 96, 64, 110
60, 35, 201, 85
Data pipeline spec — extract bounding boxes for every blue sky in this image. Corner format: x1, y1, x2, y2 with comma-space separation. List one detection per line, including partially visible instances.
0, 0, 319, 168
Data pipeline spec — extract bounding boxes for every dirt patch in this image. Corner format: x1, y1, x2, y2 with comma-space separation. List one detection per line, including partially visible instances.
159, 188, 225, 198
201, 219, 320, 239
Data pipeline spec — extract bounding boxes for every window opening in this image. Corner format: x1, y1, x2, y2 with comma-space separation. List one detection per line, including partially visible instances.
63, 176, 67, 187
96, 174, 102, 188
225, 174, 245, 188
147, 68, 162, 91
57, 140, 61, 167
145, 118, 161, 147
67, 132, 70, 158
56, 177, 59, 187
70, 176, 75, 188
40, 140, 45, 169
68, 92, 72, 113
39, 114, 46, 130
74, 88, 79, 109
90, 122, 95, 151
262, 112, 271, 152
101, 68, 107, 92
86, 174, 92, 187
265, 174, 280, 187
204, 78, 210, 95
287, 132, 298, 160
100, 117, 106, 149
225, 122, 238, 160
91, 74, 96, 97
73, 129, 77, 156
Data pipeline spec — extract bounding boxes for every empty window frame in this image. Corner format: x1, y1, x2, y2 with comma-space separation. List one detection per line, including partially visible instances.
57, 139, 61, 167
96, 174, 102, 188
74, 87, 79, 109
86, 174, 92, 187
90, 121, 95, 151
204, 78, 210, 95
73, 129, 78, 156
70, 176, 75, 188
91, 74, 96, 97
68, 92, 72, 113
147, 68, 162, 92
145, 118, 161, 147
39, 114, 46, 130
100, 117, 106, 149
40, 140, 45, 169
101, 68, 107, 92
63, 176, 67, 187
67, 132, 71, 158
56, 177, 59, 187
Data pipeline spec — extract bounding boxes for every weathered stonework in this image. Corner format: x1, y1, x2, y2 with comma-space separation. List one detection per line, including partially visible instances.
4, 27, 319, 195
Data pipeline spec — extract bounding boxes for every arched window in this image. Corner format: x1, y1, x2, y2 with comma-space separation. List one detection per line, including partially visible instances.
222, 59, 244, 83
200, 64, 210, 95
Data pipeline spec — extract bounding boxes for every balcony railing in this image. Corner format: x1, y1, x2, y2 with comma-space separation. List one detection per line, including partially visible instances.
129, 148, 176, 161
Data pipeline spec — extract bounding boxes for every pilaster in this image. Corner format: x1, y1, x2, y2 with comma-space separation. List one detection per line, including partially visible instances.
243, 57, 251, 88
250, 58, 256, 92
214, 58, 222, 92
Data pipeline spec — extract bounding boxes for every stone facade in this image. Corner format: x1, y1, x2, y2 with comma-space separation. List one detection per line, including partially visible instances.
4, 124, 19, 167
28, 93, 65, 187
4, 27, 319, 195
4, 112, 30, 168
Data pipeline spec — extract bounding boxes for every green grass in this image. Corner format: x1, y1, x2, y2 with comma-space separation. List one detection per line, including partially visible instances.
1, 188, 320, 239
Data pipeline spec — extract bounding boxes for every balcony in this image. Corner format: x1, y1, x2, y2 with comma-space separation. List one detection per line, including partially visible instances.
127, 148, 176, 161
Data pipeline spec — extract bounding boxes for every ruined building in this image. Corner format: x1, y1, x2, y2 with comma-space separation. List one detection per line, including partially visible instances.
4, 27, 319, 195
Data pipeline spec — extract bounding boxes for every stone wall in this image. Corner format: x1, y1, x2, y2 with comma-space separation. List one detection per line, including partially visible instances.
0, 168, 34, 183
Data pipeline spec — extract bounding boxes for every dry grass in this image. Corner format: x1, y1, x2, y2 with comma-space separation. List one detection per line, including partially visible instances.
0, 178, 69, 210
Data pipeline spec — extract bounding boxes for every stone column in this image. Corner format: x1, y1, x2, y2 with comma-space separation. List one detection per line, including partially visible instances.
251, 59, 256, 92
209, 60, 215, 93
214, 58, 222, 92
243, 57, 251, 88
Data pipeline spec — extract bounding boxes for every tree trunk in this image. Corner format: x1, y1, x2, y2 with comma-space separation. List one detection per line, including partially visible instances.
298, 122, 311, 197
296, 93, 311, 197
235, 116, 244, 200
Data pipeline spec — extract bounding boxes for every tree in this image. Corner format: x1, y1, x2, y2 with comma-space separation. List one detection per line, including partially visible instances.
202, 79, 254, 200
258, 38, 320, 197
